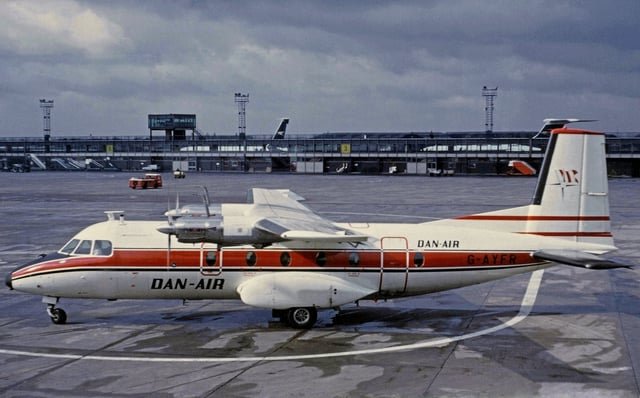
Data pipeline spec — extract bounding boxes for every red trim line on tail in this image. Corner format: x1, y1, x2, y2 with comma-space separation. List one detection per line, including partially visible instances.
520, 232, 613, 237
551, 128, 604, 136
456, 215, 610, 221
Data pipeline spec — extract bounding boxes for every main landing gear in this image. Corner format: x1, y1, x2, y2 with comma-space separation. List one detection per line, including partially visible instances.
43, 296, 67, 325
272, 307, 317, 329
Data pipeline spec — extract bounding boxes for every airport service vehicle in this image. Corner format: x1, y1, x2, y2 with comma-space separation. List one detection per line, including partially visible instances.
506, 160, 537, 176
173, 169, 186, 179
128, 173, 163, 189
6, 119, 631, 328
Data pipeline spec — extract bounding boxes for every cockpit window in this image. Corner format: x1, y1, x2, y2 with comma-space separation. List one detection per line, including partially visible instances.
75, 240, 93, 255
93, 240, 112, 256
59, 239, 113, 256
60, 239, 80, 254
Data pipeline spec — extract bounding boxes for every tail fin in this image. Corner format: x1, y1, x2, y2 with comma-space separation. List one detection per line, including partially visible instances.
527, 121, 612, 245
449, 119, 614, 247
272, 118, 289, 139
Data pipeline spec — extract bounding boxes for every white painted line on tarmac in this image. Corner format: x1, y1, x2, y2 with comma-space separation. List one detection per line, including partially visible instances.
0, 270, 544, 363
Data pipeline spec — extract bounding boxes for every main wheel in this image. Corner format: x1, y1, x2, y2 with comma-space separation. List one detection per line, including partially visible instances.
287, 307, 317, 329
50, 308, 67, 325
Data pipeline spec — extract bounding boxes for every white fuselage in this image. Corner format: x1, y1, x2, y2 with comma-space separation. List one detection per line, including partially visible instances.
12, 216, 600, 306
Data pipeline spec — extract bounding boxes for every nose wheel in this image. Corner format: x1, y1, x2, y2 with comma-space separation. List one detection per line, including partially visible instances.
46, 304, 67, 325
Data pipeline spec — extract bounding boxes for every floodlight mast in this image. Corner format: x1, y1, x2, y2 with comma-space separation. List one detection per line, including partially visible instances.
234, 93, 249, 137
235, 92, 250, 172
39, 99, 54, 141
482, 86, 498, 133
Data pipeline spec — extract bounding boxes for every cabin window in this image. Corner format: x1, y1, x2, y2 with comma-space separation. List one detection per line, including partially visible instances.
60, 239, 80, 254
75, 240, 93, 255
349, 252, 360, 266
92, 240, 112, 256
206, 251, 217, 267
413, 252, 425, 267
280, 252, 291, 267
246, 251, 257, 267
315, 252, 327, 267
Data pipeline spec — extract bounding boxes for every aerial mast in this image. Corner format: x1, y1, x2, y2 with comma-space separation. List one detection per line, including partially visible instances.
482, 86, 498, 133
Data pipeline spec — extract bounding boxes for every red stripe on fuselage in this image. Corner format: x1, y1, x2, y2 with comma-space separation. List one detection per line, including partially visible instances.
11, 248, 539, 280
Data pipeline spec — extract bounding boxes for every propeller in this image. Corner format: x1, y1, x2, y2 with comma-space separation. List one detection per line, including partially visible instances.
165, 190, 180, 267
200, 186, 211, 217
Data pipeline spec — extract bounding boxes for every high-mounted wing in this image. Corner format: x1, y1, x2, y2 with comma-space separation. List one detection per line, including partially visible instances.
157, 188, 369, 245
249, 188, 369, 243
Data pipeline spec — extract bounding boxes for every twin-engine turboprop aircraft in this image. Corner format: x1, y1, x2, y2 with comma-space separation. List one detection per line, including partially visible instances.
5, 119, 631, 328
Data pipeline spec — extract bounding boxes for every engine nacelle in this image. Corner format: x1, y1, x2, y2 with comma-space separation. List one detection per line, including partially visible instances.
157, 215, 224, 243
157, 214, 281, 246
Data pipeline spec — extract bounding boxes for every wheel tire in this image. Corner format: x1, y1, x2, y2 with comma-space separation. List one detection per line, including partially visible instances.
287, 307, 317, 329
50, 308, 67, 325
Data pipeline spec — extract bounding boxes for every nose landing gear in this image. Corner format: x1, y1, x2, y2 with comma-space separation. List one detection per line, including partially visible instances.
46, 305, 67, 324
43, 296, 67, 324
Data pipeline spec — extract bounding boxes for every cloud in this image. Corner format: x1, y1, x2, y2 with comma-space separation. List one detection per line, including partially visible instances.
0, 0, 638, 136
0, 0, 129, 58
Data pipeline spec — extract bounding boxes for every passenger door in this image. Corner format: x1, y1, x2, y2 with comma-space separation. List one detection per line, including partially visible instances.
379, 236, 409, 295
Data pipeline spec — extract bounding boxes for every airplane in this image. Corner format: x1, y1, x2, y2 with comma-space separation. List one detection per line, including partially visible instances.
179, 118, 290, 152
5, 119, 632, 329
272, 117, 289, 140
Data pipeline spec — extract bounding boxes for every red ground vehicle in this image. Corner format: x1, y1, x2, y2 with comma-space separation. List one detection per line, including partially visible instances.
128, 173, 163, 189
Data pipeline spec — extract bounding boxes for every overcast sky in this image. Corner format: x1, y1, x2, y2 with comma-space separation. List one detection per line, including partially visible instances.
1, 0, 639, 136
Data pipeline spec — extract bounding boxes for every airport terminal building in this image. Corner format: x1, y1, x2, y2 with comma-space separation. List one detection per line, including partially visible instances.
2, 119, 639, 176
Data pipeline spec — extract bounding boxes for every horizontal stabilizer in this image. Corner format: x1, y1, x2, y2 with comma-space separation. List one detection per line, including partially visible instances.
533, 250, 632, 270
237, 272, 377, 309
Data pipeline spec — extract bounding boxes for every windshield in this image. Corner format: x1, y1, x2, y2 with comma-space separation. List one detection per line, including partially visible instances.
59, 239, 112, 256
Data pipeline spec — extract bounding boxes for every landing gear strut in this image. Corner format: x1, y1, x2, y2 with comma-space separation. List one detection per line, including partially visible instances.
43, 296, 67, 324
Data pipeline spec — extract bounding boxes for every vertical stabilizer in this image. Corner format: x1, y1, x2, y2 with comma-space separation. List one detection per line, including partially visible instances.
448, 119, 613, 248
272, 118, 289, 139
527, 126, 612, 245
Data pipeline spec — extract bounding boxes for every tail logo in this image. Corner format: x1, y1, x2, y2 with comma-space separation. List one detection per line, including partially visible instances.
553, 169, 580, 190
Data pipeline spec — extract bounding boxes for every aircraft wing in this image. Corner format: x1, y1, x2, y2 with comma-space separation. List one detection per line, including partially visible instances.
249, 188, 369, 243
532, 250, 632, 269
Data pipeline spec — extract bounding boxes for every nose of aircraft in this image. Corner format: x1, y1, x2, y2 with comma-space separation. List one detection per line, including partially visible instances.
5, 252, 63, 291
5, 271, 13, 290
